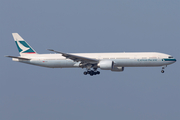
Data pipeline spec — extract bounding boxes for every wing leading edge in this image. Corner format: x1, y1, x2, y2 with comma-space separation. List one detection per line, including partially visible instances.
47, 49, 99, 63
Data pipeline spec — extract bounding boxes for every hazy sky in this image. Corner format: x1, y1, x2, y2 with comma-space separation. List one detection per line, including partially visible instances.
1, 0, 180, 120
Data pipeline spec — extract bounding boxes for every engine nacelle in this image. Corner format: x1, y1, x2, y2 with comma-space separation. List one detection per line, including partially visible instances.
111, 66, 124, 72
98, 60, 113, 70
98, 60, 124, 72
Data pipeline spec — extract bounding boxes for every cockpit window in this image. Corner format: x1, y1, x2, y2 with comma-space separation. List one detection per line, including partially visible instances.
168, 56, 173, 58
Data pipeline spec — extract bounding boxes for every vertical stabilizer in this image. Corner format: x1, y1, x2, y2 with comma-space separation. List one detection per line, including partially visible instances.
12, 33, 37, 55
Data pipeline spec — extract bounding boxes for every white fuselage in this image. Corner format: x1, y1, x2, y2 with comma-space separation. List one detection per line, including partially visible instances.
13, 52, 176, 68
8, 33, 176, 74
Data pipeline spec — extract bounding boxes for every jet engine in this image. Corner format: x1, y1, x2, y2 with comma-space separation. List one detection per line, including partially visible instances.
111, 66, 124, 72
98, 60, 124, 72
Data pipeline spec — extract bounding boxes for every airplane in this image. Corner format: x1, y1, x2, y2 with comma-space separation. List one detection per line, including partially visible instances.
6, 33, 176, 76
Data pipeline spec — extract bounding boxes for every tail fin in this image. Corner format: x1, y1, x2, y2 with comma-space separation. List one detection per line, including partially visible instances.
12, 33, 37, 55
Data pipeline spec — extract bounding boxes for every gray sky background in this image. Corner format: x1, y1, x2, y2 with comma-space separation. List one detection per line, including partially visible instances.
0, 0, 180, 120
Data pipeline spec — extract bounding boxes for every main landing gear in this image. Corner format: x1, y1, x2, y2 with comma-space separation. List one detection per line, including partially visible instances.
83, 70, 100, 76
83, 65, 100, 76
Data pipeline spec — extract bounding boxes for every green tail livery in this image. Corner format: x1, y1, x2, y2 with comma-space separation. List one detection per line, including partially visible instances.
12, 33, 37, 55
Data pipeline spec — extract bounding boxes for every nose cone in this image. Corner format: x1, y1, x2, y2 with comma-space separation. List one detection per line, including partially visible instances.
172, 58, 177, 62
170, 58, 177, 64
163, 58, 177, 64
169, 58, 176, 65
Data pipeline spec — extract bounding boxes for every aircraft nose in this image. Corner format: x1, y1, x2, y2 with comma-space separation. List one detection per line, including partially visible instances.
163, 58, 177, 63
171, 58, 177, 63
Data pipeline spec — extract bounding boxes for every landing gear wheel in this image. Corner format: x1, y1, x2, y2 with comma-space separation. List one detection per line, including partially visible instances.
97, 71, 100, 74
161, 70, 164, 73
90, 70, 94, 76
84, 71, 87, 75
90, 73, 94, 76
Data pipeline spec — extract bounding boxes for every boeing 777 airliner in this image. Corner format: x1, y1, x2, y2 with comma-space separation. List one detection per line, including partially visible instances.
6, 33, 176, 76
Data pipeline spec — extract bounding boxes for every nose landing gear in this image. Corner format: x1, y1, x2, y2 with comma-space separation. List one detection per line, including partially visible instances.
161, 65, 167, 73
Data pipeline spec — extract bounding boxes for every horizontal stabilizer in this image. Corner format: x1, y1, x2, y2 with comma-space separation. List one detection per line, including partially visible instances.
6, 56, 31, 60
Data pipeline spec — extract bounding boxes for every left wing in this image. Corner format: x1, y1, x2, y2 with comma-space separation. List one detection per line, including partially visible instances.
48, 49, 99, 64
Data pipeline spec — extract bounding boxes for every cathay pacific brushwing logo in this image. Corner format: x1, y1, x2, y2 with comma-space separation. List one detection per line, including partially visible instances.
15, 40, 36, 53
16, 41, 30, 53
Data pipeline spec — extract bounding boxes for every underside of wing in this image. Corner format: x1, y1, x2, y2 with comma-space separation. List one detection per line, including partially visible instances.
48, 49, 99, 64
6, 56, 31, 60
